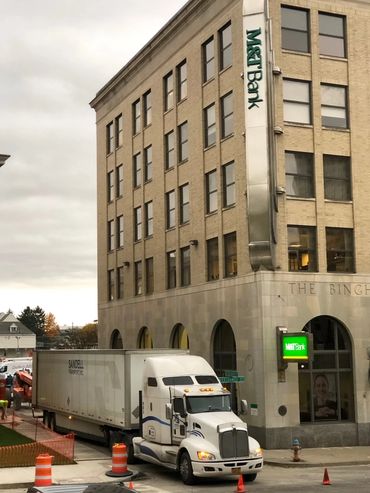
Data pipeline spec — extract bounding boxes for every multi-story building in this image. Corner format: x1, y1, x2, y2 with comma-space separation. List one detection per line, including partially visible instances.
90, 0, 370, 448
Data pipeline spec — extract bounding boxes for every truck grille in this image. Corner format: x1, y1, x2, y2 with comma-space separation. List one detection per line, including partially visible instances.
219, 428, 249, 458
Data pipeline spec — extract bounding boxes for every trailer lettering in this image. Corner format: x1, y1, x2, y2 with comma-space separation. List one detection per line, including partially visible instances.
68, 359, 84, 375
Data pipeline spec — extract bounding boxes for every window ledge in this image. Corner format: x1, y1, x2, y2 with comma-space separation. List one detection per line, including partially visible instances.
179, 221, 190, 228
286, 196, 315, 201
282, 49, 311, 57
222, 204, 236, 211
319, 54, 348, 62
205, 210, 218, 217
165, 166, 174, 173
324, 199, 353, 204
219, 64, 232, 76
284, 122, 313, 129
133, 185, 142, 191
202, 76, 215, 87
143, 123, 152, 130
204, 143, 217, 152
177, 96, 188, 106
178, 158, 189, 166
221, 133, 234, 143
144, 178, 153, 185
164, 107, 174, 115
166, 227, 176, 232
115, 145, 123, 151
322, 126, 350, 133
145, 235, 153, 240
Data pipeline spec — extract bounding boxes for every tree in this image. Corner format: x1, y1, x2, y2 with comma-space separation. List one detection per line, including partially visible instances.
44, 313, 61, 340
61, 322, 98, 349
18, 306, 46, 341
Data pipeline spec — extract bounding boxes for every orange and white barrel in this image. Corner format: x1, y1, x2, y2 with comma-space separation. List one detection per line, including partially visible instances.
34, 453, 53, 486
106, 442, 132, 477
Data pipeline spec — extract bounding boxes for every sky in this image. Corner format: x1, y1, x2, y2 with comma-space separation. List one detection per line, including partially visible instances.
0, 0, 188, 327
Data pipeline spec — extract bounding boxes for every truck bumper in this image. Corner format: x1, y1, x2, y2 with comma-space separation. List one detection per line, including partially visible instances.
191, 457, 263, 477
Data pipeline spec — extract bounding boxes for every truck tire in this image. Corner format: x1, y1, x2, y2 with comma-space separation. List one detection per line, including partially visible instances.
122, 434, 136, 464
48, 412, 56, 432
179, 451, 196, 485
43, 411, 49, 426
243, 473, 257, 482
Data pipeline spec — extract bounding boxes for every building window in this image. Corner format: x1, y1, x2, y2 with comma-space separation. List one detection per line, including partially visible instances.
135, 261, 142, 295
144, 145, 152, 182
299, 316, 354, 423
145, 257, 154, 294
165, 131, 175, 169
166, 190, 175, 229
106, 122, 114, 154
167, 251, 176, 289
288, 226, 317, 272
222, 161, 235, 207
171, 323, 189, 349
143, 90, 152, 127
108, 269, 115, 301
117, 215, 124, 248
133, 152, 141, 188
145, 201, 153, 237
178, 121, 188, 162
202, 36, 215, 82
281, 6, 309, 53
324, 155, 351, 201
285, 151, 314, 198
115, 114, 123, 148
207, 237, 219, 281
116, 164, 123, 198
180, 246, 191, 287
283, 79, 311, 124
108, 220, 114, 251
204, 103, 216, 148
107, 171, 114, 202
221, 92, 233, 138
164, 72, 174, 111
319, 13, 346, 58
134, 206, 142, 241
321, 84, 348, 129
117, 266, 124, 299
179, 183, 189, 224
206, 170, 217, 214
219, 22, 232, 70
224, 232, 237, 277
177, 60, 187, 102
133, 99, 141, 134
326, 228, 354, 273
138, 326, 153, 348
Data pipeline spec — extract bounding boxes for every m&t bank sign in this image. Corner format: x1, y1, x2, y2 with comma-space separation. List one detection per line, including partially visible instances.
246, 28, 263, 109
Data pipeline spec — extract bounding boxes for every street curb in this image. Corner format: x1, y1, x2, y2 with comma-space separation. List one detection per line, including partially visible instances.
265, 459, 370, 468
1, 482, 34, 489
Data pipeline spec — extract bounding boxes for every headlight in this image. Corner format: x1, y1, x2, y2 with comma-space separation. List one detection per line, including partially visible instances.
197, 451, 216, 461
250, 447, 263, 458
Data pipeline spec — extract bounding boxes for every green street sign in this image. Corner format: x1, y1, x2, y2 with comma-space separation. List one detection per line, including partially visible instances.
281, 333, 310, 362
219, 375, 245, 383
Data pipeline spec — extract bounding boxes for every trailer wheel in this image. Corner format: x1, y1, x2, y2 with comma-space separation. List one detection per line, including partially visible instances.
179, 451, 196, 485
48, 412, 56, 432
43, 411, 49, 426
122, 435, 136, 464
243, 473, 257, 482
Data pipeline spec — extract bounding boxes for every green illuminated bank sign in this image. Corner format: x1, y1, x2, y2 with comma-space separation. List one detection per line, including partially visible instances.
281, 333, 310, 362
246, 27, 263, 109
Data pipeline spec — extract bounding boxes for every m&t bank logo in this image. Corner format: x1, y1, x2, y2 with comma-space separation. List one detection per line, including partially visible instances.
246, 28, 263, 109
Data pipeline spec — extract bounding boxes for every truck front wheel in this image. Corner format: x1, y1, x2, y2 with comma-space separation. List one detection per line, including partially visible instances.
179, 451, 195, 485
243, 473, 257, 482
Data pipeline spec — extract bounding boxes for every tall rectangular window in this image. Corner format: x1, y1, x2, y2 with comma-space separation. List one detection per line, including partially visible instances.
222, 161, 235, 207
165, 131, 175, 169
106, 122, 114, 154
107, 170, 114, 202
135, 261, 142, 295
285, 151, 314, 198
167, 251, 176, 289
219, 22, 232, 70
177, 60, 187, 101
134, 206, 142, 241
204, 103, 216, 148
202, 37, 215, 82
281, 6, 309, 53
178, 121, 188, 162
288, 226, 317, 272
166, 190, 175, 229
206, 170, 217, 214
117, 215, 124, 248
324, 155, 351, 201
115, 114, 123, 148
133, 99, 141, 134
283, 79, 311, 124
321, 84, 348, 129
108, 269, 115, 301
326, 228, 354, 273
143, 90, 152, 126
145, 257, 154, 294
221, 92, 233, 138
207, 237, 219, 281
319, 13, 346, 58
116, 164, 123, 198
180, 246, 191, 287
117, 266, 124, 299
108, 220, 114, 251
144, 145, 152, 182
145, 201, 153, 237
179, 183, 189, 224
224, 232, 237, 277
133, 152, 142, 188
164, 72, 174, 111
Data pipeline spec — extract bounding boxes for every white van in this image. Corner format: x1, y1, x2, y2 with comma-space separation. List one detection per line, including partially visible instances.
0, 357, 32, 378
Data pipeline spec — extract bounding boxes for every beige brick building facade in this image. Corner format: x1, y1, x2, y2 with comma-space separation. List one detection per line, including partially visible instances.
91, 0, 370, 448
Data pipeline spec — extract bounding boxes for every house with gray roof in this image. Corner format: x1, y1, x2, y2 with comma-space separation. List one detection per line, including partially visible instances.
0, 311, 36, 358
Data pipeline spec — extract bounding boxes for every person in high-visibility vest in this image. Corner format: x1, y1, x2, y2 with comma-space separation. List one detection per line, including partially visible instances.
0, 399, 8, 420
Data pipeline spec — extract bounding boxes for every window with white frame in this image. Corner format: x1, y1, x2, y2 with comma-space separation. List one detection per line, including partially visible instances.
319, 13, 346, 58
115, 114, 123, 148
145, 201, 153, 237
222, 161, 235, 207
204, 103, 216, 148
177, 60, 187, 102
179, 183, 189, 224
206, 170, 217, 214
281, 6, 309, 53
321, 84, 348, 129
178, 121, 188, 162
283, 79, 311, 124
219, 22, 232, 70
165, 130, 175, 169
116, 164, 123, 198
164, 72, 174, 111
285, 151, 314, 198
108, 220, 114, 251
133, 152, 142, 188
117, 215, 124, 248
166, 190, 175, 229
202, 36, 215, 82
144, 145, 152, 182
221, 92, 233, 138
134, 206, 142, 241
133, 99, 141, 134
106, 122, 114, 154
143, 90, 152, 127
107, 170, 114, 202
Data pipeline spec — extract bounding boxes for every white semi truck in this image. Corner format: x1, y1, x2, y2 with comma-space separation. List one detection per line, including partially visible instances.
33, 349, 263, 484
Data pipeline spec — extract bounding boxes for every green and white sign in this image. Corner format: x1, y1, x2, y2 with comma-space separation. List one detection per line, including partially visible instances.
281, 333, 310, 361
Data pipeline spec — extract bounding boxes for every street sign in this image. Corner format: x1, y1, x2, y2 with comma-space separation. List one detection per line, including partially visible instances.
219, 375, 245, 383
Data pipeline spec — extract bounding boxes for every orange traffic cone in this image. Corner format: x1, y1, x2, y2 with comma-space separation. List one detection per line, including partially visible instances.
128, 481, 134, 490
235, 475, 247, 493
322, 468, 331, 485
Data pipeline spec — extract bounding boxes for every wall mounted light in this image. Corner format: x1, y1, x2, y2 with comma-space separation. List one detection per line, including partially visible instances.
189, 239, 198, 246
273, 66, 282, 76
274, 126, 284, 135
276, 186, 286, 195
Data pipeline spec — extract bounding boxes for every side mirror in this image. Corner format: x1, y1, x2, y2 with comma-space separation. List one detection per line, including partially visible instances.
240, 399, 248, 415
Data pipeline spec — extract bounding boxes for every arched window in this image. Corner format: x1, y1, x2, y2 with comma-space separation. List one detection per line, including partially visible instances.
138, 326, 154, 349
299, 316, 354, 423
110, 329, 123, 349
170, 323, 189, 349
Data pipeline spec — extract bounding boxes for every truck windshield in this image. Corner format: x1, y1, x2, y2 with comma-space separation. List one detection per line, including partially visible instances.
186, 395, 231, 414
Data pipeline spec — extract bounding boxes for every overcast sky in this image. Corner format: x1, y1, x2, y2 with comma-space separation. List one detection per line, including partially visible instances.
0, 0, 187, 326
